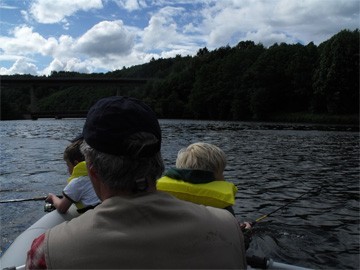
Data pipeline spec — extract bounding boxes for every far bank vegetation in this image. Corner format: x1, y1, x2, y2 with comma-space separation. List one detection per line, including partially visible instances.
1, 29, 359, 124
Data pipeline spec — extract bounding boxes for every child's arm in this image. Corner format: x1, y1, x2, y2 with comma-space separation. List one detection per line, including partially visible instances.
46, 193, 72, 213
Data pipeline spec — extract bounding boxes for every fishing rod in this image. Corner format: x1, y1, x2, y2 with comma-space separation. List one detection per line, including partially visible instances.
251, 186, 322, 226
0, 195, 61, 204
254, 192, 307, 224
0, 196, 48, 203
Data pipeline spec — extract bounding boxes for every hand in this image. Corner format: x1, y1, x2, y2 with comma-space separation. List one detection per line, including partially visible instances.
239, 221, 253, 230
45, 193, 56, 203
238, 221, 253, 250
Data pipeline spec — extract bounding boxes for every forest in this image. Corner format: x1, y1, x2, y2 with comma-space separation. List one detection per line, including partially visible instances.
1, 29, 359, 124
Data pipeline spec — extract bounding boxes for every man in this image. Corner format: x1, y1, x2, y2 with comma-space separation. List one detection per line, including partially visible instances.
26, 96, 247, 269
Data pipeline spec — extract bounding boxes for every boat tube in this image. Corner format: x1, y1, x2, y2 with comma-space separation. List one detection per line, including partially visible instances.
0, 206, 312, 270
0, 205, 79, 270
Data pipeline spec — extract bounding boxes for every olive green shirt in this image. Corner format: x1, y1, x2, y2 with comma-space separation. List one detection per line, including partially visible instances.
46, 192, 247, 269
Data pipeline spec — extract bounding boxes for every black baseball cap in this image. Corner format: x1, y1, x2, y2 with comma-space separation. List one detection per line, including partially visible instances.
83, 96, 161, 157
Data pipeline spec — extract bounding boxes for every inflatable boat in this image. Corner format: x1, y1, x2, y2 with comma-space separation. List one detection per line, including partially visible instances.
0, 205, 79, 270
0, 206, 312, 270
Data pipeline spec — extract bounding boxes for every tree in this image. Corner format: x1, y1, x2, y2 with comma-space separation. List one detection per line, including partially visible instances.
241, 43, 295, 119
286, 42, 319, 112
313, 29, 359, 114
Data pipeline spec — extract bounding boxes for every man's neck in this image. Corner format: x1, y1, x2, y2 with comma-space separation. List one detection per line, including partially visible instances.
100, 182, 156, 201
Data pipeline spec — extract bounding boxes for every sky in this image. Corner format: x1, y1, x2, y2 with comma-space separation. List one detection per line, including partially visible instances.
0, 0, 359, 76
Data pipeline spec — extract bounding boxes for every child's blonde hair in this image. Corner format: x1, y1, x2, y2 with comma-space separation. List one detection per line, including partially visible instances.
176, 142, 226, 177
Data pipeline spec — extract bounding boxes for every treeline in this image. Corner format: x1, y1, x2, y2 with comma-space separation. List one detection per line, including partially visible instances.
1, 29, 359, 123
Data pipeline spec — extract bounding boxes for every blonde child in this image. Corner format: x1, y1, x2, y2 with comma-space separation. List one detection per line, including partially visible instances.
157, 142, 237, 214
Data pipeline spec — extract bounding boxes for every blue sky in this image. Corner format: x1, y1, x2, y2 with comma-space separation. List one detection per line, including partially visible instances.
0, 0, 358, 75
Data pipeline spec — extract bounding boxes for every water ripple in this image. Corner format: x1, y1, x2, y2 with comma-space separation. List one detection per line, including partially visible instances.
1, 119, 359, 269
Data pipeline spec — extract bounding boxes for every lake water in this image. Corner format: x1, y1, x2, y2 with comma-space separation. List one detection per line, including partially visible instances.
0, 119, 359, 269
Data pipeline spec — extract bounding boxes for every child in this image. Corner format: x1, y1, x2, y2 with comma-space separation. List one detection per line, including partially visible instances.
46, 138, 101, 214
157, 142, 237, 215
157, 142, 252, 249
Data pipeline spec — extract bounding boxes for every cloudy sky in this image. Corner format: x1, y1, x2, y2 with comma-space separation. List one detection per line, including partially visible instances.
0, 0, 358, 76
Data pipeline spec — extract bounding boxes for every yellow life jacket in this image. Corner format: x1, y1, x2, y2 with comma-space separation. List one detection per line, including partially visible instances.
66, 161, 88, 209
157, 176, 237, 208
67, 161, 88, 183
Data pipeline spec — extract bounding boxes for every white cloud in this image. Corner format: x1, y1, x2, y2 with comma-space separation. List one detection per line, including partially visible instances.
0, 58, 38, 75
29, 0, 103, 23
0, 4, 18, 10
199, 0, 360, 47
0, 54, 23, 62
42, 58, 94, 75
40, 37, 59, 56
113, 0, 147, 11
64, 58, 93, 73
0, 26, 49, 55
198, 1, 296, 47
0, 20, 139, 75
0, 0, 358, 75
138, 5, 204, 62
244, 27, 292, 46
142, 6, 190, 50
76, 20, 135, 57
55, 35, 76, 58
43, 58, 65, 74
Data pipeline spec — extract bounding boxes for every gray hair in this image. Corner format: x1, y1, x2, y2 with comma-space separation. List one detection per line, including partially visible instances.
81, 132, 164, 191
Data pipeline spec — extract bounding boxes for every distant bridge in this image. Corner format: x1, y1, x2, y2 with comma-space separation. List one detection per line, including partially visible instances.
28, 110, 88, 120
1, 77, 148, 119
